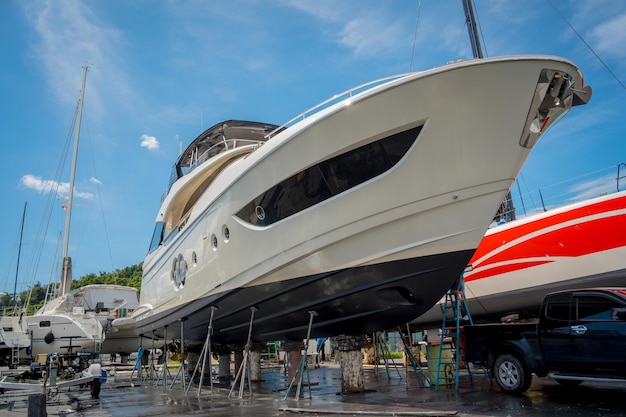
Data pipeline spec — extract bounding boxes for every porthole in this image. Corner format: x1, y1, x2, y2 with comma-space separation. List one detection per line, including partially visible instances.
222, 225, 230, 242
171, 254, 187, 289
192, 251, 197, 267
255, 206, 266, 221
211, 234, 218, 251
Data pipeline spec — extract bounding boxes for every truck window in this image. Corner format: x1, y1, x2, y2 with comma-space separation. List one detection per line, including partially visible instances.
575, 295, 621, 321
544, 293, 572, 321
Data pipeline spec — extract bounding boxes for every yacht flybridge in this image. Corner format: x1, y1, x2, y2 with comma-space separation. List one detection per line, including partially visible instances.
131, 56, 592, 346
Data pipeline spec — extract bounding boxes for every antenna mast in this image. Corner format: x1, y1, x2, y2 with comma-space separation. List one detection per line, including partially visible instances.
462, 0, 483, 59
12, 203, 27, 310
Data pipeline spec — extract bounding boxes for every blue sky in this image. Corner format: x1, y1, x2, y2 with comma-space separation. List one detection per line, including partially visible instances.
1, 0, 625, 296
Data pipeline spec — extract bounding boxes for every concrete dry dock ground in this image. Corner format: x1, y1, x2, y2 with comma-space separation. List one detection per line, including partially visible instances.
1, 363, 626, 417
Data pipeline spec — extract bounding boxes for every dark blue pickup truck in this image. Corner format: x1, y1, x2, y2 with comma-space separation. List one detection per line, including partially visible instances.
461, 288, 626, 393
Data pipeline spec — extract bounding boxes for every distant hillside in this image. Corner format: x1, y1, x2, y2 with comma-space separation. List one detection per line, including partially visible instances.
71, 263, 143, 291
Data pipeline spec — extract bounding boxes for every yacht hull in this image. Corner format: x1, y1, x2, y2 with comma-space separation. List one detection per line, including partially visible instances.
141, 250, 473, 344
134, 56, 590, 346
412, 190, 626, 328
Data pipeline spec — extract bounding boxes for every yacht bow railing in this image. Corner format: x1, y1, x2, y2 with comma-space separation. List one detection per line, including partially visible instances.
265, 73, 414, 139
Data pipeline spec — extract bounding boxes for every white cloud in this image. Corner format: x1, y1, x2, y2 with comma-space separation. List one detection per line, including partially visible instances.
566, 174, 616, 202
90, 177, 102, 185
19, 174, 94, 199
339, 16, 405, 59
282, 0, 408, 59
140, 134, 160, 151
280, 0, 339, 22
22, 0, 128, 117
589, 13, 626, 59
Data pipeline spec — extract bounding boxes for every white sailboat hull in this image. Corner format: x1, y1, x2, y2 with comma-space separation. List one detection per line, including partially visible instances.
27, 312, 103, 357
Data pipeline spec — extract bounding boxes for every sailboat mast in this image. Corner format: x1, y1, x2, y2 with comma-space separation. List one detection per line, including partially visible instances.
462, 0, 483, 59
60, 65, 88, 296
12, 202, 27, 310
462, 1, 516, 222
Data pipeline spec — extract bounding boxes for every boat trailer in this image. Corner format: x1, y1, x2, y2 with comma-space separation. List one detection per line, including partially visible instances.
0, 352, 102, 399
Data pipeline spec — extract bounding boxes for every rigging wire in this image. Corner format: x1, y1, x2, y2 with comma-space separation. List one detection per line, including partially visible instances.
453, 17, 468, 59
470, 0, 488, 57
409, 0, 422, 72
1, 210, 25, 297
83, 112, 116, 275
43, 233, 63, 307
456, 0, 488, 59
22, 97, 79, 307
12, 203, 27, 310
546, 0, 625, 91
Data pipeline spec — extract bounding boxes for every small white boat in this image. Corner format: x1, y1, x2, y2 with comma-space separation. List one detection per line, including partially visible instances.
132, 55, 592, 346
26, 308, 103, 358
33, 284, 141, 356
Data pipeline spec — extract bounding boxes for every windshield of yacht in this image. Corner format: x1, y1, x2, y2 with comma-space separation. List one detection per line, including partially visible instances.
166, 120, 278, 193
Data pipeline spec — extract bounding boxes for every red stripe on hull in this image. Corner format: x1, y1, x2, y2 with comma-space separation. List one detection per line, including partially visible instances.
465, 193, 626, 282
467, 260, 551, 281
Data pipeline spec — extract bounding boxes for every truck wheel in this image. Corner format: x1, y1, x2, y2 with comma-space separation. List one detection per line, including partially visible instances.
493, 353, 532, 393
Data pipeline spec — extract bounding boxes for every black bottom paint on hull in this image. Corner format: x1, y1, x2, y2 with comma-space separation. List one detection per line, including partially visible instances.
136, 250, 475, 347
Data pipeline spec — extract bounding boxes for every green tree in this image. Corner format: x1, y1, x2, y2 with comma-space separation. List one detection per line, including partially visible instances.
9, 262, 143, 312
71, 262, 143, 291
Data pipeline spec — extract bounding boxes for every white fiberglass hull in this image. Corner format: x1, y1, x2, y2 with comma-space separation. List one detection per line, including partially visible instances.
101, 323, 140, 355
0, 316, 30, 364
412, 190, 626, 328
65, 284, 142, 355
135, 56, 590, 345
27, 312, 103, 357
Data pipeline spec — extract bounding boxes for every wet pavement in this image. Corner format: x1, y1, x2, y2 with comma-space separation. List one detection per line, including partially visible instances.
1, 361, 625, 416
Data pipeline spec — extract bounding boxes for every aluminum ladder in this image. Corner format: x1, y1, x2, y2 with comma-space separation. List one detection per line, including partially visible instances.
435, 275, 483, 390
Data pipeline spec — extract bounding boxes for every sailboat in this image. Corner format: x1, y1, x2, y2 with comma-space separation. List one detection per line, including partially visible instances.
45, 283, 142, 355
24, 66, 105, 358
0, 203, 31, 367
129, 1, 593, 347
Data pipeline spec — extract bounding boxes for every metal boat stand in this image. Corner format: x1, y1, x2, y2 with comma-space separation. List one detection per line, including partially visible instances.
153, 325, 173, 386
130, 336, 145, 384
397, 325, 430, 388
169, 318, 188, 389
229, 307, 257, 399
186, 306, 217, 396
284, 311, 317, 400
146, 330, 160, 384
374, 331, 402, 380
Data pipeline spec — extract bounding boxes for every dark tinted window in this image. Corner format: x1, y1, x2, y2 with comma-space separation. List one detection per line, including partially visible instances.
576, 295, 621, 321
39, 321, 51, 327
148, 222, 166, 253
544, 293, 572, 322
236, 125, 422, 226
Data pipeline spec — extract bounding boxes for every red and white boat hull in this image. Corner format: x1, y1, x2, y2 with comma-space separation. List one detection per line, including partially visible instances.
413, 190, 626, 327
